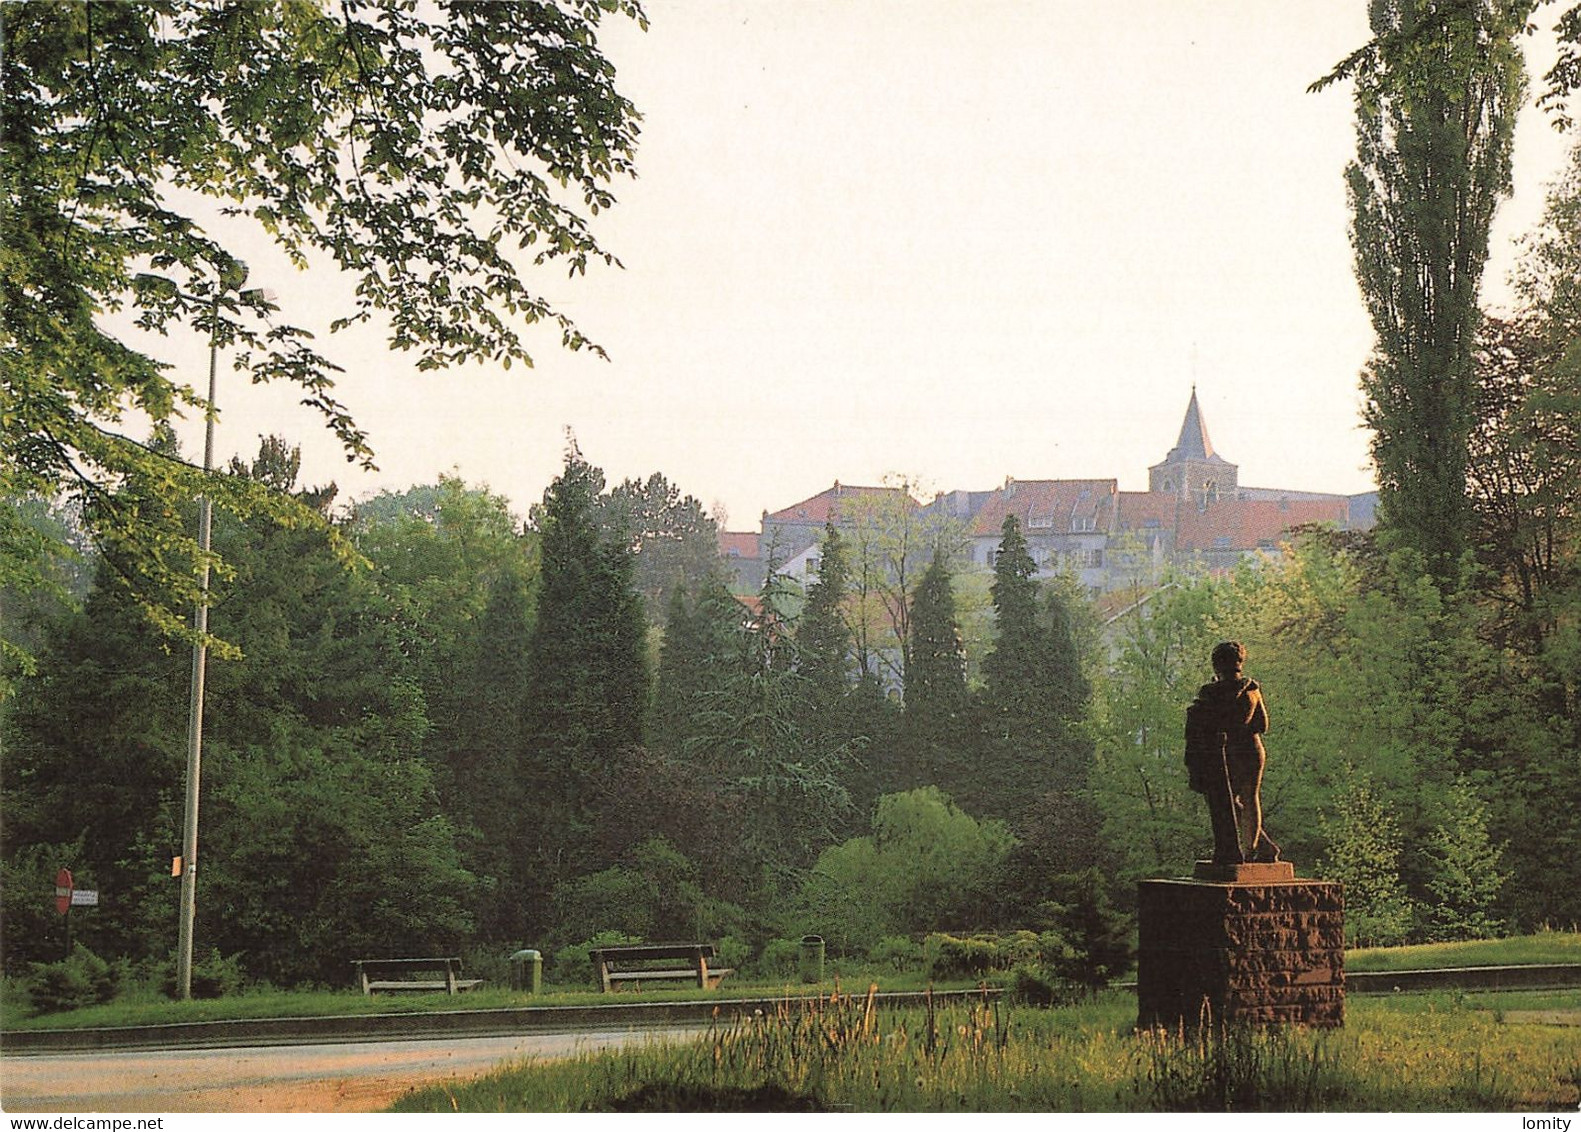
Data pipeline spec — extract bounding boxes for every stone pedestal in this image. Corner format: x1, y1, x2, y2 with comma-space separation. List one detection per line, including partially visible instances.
1136, 867, 1344, 1029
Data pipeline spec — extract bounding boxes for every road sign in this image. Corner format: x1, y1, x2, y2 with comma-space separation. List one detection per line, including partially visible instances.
70, 890, 99, 907
54, 868, 72, 915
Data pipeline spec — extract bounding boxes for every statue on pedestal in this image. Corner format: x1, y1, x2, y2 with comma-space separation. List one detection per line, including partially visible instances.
1184, 641, 1280, 865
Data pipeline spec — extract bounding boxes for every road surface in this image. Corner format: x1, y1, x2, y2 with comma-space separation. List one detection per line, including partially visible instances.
1, 1026, 705, 1113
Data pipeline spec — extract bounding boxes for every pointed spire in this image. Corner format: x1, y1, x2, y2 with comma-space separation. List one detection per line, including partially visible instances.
1167, 388, 1217, 462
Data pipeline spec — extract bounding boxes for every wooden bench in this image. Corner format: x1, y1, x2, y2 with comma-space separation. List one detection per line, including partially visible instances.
588, 943, 734, 993
351, 956, 482, 995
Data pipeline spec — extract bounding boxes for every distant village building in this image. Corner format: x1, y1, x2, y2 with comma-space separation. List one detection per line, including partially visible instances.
718, 391, 1376, 595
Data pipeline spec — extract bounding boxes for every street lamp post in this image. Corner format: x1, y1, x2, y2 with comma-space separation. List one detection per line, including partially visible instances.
175, 264, 272, 1000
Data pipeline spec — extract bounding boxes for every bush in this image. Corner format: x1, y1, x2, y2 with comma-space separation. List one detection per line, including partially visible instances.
922, 933, 1000, 979
550, 931, 641, 988
158, 949, 246, 999
1036, 870, 1135, 988
715, 935, 751, 975
755, 937, 802, 979
28, 944, 121, 1014
867, 936, 922, 974
1006, 963, 1082, 1007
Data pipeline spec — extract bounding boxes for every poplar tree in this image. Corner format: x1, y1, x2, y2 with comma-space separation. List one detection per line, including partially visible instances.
1318, 0, 1527, 580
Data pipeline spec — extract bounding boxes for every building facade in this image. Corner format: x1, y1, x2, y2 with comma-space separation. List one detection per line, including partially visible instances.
721, 392, 1376, 595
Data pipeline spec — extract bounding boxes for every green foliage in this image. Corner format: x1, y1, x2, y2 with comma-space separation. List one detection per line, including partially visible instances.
352, 477, 536, 942
1321, 779, 1416, 948
795, 524, 855, 703
684, 564, 856, 873
549, 930, 643, 989
797, 788, 1014, 955
755, 937, 803, 980
27, 945, 121, 1015
158, 949, 245, 1001
1033, 869, 1135, 989
866, 935, 924, 974
650, 574, 744, 758
972, 517, 1095, 821
1331, 0, 1526, 579
922, 931, 1040, 979
2, 439, 476, 984
546, 837, 745, 960
903, 554, 971, 793
1, 0, 643, 655
1418, 780, 1509, 941
598, 473, 723, 623
522, 444, 649, 896
1090, 572, 1223, 881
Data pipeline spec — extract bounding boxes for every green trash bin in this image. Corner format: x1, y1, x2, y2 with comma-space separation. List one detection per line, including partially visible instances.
799, 934, 825, 984
510, 949, 542, 994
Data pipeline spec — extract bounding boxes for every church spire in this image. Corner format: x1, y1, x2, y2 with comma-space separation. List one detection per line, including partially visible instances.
1167, 386, 1217, 463
1149, 388, 1237, 499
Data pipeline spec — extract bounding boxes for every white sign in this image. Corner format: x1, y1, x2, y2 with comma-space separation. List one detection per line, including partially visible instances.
70, 890, 98, 906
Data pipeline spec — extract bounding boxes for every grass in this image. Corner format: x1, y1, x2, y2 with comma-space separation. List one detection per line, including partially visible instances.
6, 929, 1577, 1033
0, 972, 955, 1033
1346, 927, 1581, 972
388, 987, 1581, 1113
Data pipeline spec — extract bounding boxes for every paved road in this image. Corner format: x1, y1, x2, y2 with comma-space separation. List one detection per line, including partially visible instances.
1, 1026, 706, 1113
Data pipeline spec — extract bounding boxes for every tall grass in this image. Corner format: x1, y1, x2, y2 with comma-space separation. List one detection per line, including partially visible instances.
391, 987, 1581, 1112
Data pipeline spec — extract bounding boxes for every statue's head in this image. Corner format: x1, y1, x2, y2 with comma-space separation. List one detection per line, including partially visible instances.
1211, 640, 1246, 678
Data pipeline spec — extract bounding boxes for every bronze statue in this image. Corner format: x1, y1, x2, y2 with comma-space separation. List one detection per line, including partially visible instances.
1184, 641, 1280, 865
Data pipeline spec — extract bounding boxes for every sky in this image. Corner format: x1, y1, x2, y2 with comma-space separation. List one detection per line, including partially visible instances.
158, 0, 1576, 532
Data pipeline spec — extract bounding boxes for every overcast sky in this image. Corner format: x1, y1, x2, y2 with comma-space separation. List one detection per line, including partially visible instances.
160, 0, 1575, 531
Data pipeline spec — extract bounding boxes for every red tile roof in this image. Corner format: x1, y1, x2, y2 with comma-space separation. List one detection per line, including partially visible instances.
718, 531, 760, 559
765, 483, 915, 525
1116, 492, 1178, 530
969, 480, 1118, 538
1174, 498, 1347, 552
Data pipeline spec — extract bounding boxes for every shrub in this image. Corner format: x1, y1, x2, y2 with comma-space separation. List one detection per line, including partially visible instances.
28, 945, 121, 1014
922, 933, 1000, 979
550, 931, 641, 988
715, 935, 751, 975
157, 949, 246, 999
1006, 963, 1082, 1007
1036, 870, 1135, 988
867, 935, 922, 973
756, 937, 802, 979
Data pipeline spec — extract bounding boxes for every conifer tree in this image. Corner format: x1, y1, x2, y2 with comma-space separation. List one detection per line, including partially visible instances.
903, 554, 970, 792
974, 516, 1093, 820
796, 524, 854, 705
652, 574, 744, 759
522, 445, 648, 890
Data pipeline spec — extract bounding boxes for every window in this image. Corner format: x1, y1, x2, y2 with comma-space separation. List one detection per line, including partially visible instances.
1213, 536, 1233, 549
806, 557, 820, 576
1072, 515, 1096, 532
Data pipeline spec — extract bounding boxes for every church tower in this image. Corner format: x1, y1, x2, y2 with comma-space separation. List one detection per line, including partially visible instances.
1149, 388, 1238, 506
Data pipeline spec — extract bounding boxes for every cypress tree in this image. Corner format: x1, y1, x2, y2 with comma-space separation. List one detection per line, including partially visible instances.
522, 446, 648, 884
974, 516, 1092, 819
796, 524, 854, 704
904, 554, 969, 792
